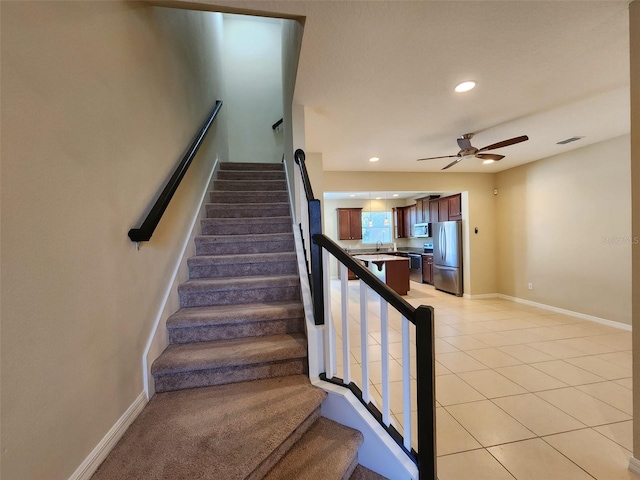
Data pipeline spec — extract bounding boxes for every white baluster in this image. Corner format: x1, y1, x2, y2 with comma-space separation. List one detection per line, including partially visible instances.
380, 297, 390, 426
360, 280, 370, 402
340, 264, 350, 384
323, 249, 336, 377
402, 316, 412, 450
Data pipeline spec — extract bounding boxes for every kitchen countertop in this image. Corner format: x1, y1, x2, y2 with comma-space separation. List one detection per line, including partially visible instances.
352, 254, 410, 262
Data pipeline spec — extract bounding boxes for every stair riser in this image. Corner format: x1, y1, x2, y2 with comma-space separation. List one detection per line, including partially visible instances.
209, 191, 289, 204
168, 317, 305, 344
153, 358, 308, 392
179, 286, 300, 308
219, 163, 283, 171
189, 260, 298, 279
200, 220, 292, 235
195, 239, 295, 255
206, 204, 290, 218
213, 180, 287, 191
217, 171, 285, 181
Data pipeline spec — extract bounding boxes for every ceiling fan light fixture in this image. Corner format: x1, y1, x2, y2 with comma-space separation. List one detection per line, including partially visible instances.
483, 159, 495, 164
369, 157, 380, 162
455, 81, 476, 93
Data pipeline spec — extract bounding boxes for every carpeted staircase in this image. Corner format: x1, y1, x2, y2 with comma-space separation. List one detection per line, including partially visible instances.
92, 162, 387, 480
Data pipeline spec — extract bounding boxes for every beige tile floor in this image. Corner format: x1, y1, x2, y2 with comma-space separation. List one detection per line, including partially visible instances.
329, 279, 637, 480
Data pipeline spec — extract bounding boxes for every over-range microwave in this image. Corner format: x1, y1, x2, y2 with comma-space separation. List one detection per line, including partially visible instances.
414, 223, 430, 237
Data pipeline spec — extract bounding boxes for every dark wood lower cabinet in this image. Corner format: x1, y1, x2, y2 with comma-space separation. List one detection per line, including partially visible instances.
422, 254, 433, 285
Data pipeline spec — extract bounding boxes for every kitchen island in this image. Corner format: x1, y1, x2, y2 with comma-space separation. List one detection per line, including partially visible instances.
352, 254, 410, 296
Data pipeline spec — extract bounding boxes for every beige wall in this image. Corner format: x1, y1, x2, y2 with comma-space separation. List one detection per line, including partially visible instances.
496, 135, 632, 324
0, 3, 228, 479
323, 171, 498, 296
630, 0, 640, 462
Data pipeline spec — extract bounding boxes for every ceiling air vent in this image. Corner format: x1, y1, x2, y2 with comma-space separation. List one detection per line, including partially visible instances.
556, 136, 584, 145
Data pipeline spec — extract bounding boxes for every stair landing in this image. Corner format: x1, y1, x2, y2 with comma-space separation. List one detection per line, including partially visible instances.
92, 376, 326, 480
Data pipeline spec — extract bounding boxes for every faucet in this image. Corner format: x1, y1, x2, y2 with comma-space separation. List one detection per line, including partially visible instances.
376, 241, 382, 252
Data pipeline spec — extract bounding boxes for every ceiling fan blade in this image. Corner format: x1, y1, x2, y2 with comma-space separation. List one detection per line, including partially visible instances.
476, 153, 505, 161
442, 158, 463, 170
417, 154, 458, 161
478, 135, 529, 152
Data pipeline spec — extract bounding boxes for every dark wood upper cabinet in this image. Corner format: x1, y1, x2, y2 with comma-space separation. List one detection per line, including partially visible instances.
438, 198, 449, 222
408, 205, 417, 237
337, 208, 362, 240
393, 207, 406, 238
429, 200, 439, 223
448, 194, 462, 220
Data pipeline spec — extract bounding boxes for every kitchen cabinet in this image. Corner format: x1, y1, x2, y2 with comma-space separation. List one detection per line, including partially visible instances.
448, 194, 462, 220
416, 198, 427, 223
438, 198, 449, 222
337, 208, 362, 240
416, 196, 435, 224
352, 254, 410, 295
399, 205, 418, 238
422, 254, 434, 284
393, 207, 406, 238
403, 207, 411, 238
408, 205, 417, 237
429, 200, 439, 223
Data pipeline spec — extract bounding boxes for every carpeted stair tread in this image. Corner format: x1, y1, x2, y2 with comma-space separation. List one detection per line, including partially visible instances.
264, 417, 364, 480
179, 274, 300, 294
188, 252, 296, 266
194, 233, 295, 256
187, 252, 298, 279
151, 333, 307, 375
166, 302, 305, 343
349, 465, 389, 480
210, 190, 289, 203
206, 202, 290, 218
200, 216, 292, 235
217, 170, 286, 180
196, 232, 293, 244
91, 375, 326, 480
219, 162, 284, 170
168, 302, 304, 329
213, 179, 287, 191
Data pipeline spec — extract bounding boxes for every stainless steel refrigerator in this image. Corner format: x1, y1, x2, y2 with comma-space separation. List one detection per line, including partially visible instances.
432, 221, 463, 296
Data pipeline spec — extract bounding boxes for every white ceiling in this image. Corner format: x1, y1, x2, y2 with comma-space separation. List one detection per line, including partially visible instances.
211, 0, 631, 173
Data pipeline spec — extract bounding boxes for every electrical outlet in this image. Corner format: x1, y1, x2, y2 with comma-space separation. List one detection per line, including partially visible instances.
528, 283, 533, 290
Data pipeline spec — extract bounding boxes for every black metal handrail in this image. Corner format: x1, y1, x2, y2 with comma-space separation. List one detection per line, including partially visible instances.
294, 149, 324, 325
272, 118, 283, 130
128, 100, 223, 244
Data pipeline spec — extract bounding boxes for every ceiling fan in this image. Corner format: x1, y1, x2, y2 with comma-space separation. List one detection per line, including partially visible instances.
417, 133, 529, 170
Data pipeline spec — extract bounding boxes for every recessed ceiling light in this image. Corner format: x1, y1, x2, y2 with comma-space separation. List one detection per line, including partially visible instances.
455, 81, 476, 93
392, 194, 399, 197
375, 197, 381, 200
349, 194, 356, 197
482, 159, 495, 165
369, 157, 380, 162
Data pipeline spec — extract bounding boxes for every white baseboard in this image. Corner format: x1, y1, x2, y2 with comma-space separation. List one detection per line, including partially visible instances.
629, 457, 640, 475
68, 391, 147, 480
463, 293, 499, 299
497, 294, 631, 331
